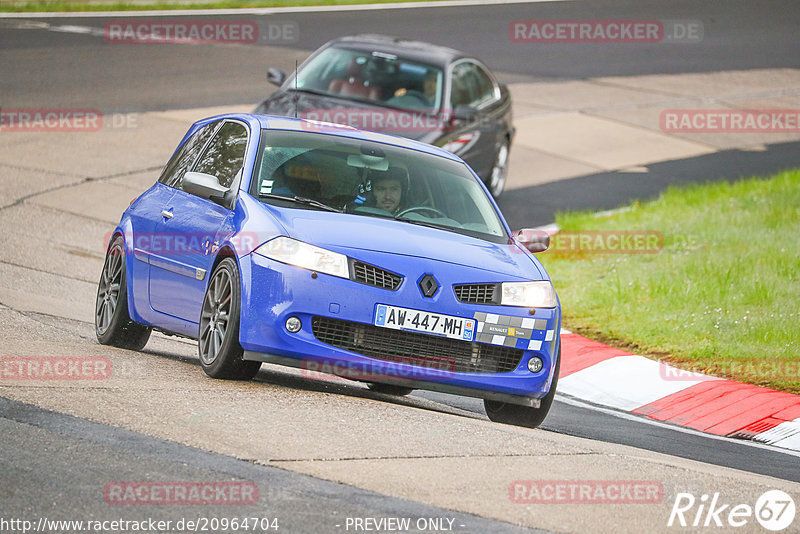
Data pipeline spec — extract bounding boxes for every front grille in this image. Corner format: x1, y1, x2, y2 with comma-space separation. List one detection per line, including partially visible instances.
352, 261, 403, 291
454, 283, 500, 304
312, 316, 523, 374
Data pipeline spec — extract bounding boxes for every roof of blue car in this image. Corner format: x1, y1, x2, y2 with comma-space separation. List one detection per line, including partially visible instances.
212, 113, 463, 162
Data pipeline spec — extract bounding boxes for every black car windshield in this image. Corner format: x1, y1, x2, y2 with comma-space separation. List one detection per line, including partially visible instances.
291, 46, 444, 113
251, 130, 508, 243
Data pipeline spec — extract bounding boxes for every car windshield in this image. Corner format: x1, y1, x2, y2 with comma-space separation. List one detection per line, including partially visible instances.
292, 46, 444, 113
251, 130, 508, 243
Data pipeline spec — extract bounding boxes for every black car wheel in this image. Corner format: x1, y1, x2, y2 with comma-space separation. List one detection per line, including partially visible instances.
484, 345, 559, 428
367, 383, 414, 396
488, 141, 509, 198
199, 258, 261, 380
95, 236, 151, 350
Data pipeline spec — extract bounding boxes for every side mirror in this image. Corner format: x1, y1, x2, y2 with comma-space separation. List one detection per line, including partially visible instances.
267, 67, 287, 87
515, 228, 550, 253
182, 172, 230, 207
453, 105, 477, 123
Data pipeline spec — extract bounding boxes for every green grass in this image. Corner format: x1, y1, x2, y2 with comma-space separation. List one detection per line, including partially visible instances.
538, 170, 800, 393
1, 0, 441, 13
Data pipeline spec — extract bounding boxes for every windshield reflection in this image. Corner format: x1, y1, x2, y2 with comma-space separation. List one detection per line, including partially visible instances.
251, 130, 507, 243
293, 47, 444, 113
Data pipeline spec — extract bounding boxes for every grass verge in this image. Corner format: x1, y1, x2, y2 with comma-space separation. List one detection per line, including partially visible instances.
1, 0, 442, 13
538, 169, 800, 394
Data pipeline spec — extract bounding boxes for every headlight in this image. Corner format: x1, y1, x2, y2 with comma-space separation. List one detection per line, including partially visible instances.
500, 281, 557, 308
254, 237, 349, 279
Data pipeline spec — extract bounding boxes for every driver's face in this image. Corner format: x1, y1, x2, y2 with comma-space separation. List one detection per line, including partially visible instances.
373, 179, 402, 213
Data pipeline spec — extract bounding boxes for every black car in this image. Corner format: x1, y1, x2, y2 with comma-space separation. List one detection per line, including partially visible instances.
254, 34, 514, 197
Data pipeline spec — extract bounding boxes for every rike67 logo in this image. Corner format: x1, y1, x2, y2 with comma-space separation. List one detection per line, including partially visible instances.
668, 490, 795, 531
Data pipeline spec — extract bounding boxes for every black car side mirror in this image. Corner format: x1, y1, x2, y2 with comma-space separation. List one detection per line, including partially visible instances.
182, 172, 231, 208
267, 68, 287, 87
453, 105, 477, 123
515, 228, 550, 253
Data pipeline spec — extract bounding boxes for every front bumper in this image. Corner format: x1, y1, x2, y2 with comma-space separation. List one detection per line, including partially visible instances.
238, 251, 560, 404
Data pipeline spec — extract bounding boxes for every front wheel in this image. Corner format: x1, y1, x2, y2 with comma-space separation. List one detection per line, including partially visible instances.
95, 236, 151, 350
487, 141, 509, 198
198, 258, 261, 380
484, 345, 559, 429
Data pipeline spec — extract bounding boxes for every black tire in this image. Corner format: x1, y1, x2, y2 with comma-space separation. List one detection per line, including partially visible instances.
367, 383, 414, 396
484, 345, 560, 429
487, 140, 509, 198
95, 236, 151, 350
198, 257, 261, 380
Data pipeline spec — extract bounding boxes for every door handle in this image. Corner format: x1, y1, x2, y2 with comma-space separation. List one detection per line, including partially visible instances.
161, 210, 173, 219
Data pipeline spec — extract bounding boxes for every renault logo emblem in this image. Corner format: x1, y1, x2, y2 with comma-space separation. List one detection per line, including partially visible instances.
418, 274, 439, 298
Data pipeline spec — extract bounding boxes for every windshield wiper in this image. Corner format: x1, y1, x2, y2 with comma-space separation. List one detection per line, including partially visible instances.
393, 215, 450, 231
259, 193, 342, 213
286, 87, 332, 98
288, 87, 434, 114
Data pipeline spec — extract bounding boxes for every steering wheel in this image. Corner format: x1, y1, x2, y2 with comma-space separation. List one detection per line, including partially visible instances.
396, 206, 448, 219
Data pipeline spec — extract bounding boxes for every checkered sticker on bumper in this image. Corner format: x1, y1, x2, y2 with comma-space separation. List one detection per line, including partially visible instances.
473, 312, 555, 350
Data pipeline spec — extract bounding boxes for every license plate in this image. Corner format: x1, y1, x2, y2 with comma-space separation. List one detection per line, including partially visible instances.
374, 304, 475, 341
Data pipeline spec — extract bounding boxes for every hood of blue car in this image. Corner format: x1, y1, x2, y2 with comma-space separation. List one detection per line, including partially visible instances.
266, 207, 544, 281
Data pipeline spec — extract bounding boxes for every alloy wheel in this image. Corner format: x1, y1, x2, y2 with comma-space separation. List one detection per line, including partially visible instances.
199, 267, 233, 365
96, 248, 122, 335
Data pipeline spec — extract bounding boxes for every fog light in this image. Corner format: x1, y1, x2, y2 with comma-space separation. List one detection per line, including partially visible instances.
527, 357, 544, 373
285, 316, 302, 333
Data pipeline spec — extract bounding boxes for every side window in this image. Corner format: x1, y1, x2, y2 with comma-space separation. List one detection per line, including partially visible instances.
471, 64, 496, 106
449, 63, 472, 109
157, 122, 218, 189
193, 121, 249, 190
449, 63, 497, 109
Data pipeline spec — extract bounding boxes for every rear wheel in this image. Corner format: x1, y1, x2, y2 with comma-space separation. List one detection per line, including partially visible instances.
367, 383, 414, 396
484, 345, 560, 429
95, 236, 151, 350
198, 258, 261, 380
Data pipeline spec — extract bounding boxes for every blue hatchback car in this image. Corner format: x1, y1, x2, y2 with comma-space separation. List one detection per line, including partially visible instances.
95, 113, 560, 428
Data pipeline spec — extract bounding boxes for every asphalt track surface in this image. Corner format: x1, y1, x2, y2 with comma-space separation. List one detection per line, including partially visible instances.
0, 396, 545, 534
2, 0, 800, 531
3, 0, 800, 228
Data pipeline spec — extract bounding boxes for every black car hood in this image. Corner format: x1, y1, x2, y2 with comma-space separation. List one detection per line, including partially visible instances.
255, 90, 442, 143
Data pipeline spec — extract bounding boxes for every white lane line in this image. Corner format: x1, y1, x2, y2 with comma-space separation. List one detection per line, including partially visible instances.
0, 0, 572, 18
48, 24, 102, 35
555, 394, 800, 457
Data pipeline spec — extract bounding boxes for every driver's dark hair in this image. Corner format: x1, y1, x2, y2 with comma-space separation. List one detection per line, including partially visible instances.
365, 166, 408, 210
367, 166, 408, 192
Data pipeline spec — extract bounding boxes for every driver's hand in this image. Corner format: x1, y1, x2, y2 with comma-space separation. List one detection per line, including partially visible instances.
394, 88, 408, 97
